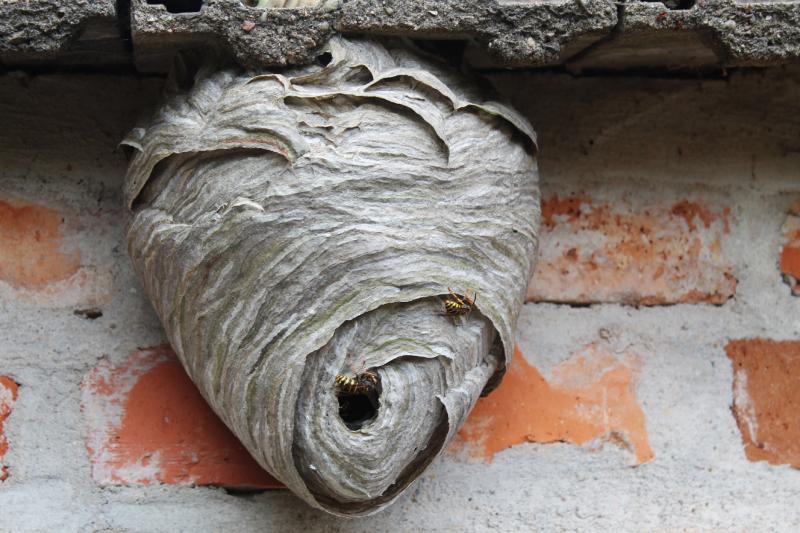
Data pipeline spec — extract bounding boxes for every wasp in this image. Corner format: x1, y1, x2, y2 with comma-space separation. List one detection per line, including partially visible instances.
334, 369, 380, 395
442, 288, 477, 321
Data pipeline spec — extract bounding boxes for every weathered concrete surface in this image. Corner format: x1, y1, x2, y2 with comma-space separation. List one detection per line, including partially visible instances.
0, 0, 127, 69
130, 0, 340, 72
131, 0, 800, 71
129, 0, 616, 72
569, 0, 800, 72
1, 65, 800, 531
2, 0, 800, 71
339, 0, 617, 67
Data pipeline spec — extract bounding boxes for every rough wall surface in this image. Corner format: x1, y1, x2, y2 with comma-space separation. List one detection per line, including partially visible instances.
0, 66, 799, 530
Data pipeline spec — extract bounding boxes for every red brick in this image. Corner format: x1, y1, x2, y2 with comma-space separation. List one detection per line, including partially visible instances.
0, 197, 113, 307
780, 201, 800, 295
0, 376, 19, 482
0, 199, 79, 288
81, 345, 282, 489
528, 193, 736, 305
452, 345, 653, 465
726, 339, 800, 467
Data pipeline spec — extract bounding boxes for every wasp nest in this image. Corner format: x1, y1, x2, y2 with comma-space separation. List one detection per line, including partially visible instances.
122, 37, 540, 516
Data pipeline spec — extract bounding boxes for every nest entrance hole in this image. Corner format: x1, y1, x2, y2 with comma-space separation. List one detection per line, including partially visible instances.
336, 380, 381, 431
337, 392, 379, 430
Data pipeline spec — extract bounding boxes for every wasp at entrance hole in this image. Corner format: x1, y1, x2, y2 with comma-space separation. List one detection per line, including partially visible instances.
442, 288, 477, 323
334, 369, 380, 395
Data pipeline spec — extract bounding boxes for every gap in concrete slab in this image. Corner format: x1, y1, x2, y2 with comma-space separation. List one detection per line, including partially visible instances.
74, 308, 103, 320
567, 64, 729, 79
639, 0, 696, 10
222, 487, 272, 497
147, 0, 204, 13
411, 39, 470, 69
116, 0, 133, 47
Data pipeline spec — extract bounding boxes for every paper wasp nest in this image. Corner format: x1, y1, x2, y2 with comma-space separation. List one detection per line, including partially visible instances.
122, 37, 539, 515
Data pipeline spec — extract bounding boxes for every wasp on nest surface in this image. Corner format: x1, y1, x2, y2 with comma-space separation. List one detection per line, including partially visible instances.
442, 288, 477, 323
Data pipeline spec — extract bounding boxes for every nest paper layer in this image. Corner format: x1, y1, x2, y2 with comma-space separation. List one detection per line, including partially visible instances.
122, 37, 540, 515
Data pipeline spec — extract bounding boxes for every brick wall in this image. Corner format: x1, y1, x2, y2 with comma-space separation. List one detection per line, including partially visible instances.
0, 67, 799, 531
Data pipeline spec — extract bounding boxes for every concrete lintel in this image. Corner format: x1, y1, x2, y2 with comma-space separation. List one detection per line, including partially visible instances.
1, 0, 800, 72
569, 0, 800, 73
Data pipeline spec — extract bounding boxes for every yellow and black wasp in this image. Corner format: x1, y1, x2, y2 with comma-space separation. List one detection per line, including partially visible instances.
442, 287, 477, 323
334, 369, 380, 395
